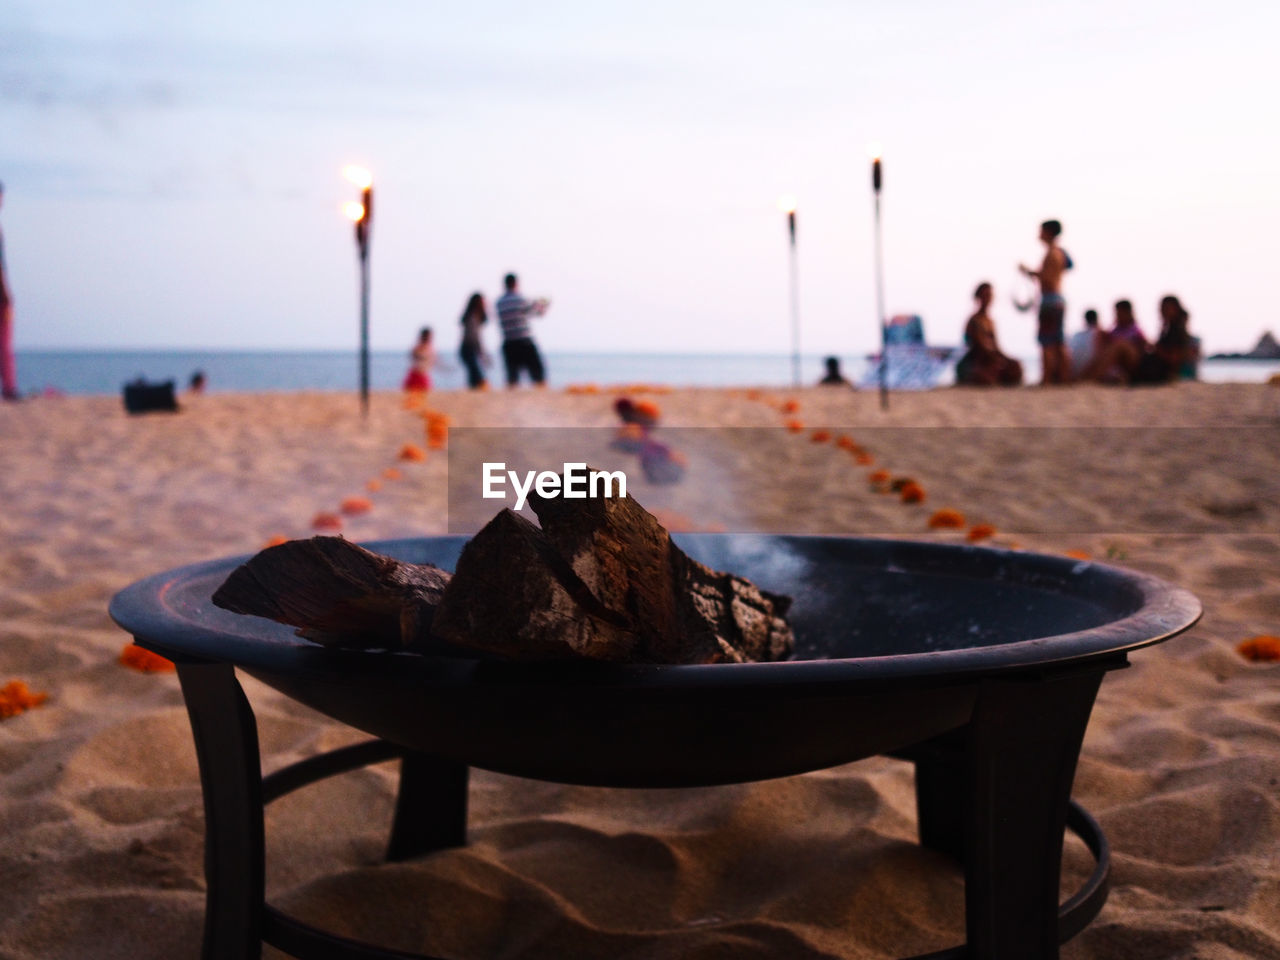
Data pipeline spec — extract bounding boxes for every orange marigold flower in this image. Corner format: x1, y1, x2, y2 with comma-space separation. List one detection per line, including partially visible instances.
1237, 636, 1280, 662
900, 482, 926, 503
785, 419, 805, 432
262, 534, 289, 548
366, 479, 383, 493
869, 469, 892, 485
382, 467, 403, 481
423, 411, 450, 449
810, 430, 831, 443
855, 451, 874, 465
928, 508, 966, 529
119, 644, 176, 674
0, 680, 49, 719
889, 476, 917, 492
399, 443, 427, 462
312, 511, 343, 531
340, 496, 373, 516
967, 523, 997, 542
1063, 549, 1091, 561
780, 399, 800, 414
835, 435, 857, 451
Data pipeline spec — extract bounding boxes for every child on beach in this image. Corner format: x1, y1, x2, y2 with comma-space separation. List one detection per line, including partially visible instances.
402, 327, 435, 392
1019, 219, 1073, 385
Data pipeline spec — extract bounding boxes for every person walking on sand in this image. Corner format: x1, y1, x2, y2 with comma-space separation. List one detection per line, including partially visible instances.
495, 272, 550, 388
458, 292, 489, 390
0, 182, 18, 401
1019, 219, 1073, 385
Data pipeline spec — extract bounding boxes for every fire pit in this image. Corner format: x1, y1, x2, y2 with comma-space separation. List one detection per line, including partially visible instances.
110, 534, 1200, 960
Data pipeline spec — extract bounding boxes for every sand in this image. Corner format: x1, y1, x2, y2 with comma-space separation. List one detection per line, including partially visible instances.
1, 382, 1278, 959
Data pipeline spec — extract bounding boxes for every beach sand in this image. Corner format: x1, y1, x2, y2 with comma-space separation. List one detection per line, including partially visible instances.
1, 383, 1278, 959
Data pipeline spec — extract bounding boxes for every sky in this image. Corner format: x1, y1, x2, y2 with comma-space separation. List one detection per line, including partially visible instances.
2, 0, 1278, 357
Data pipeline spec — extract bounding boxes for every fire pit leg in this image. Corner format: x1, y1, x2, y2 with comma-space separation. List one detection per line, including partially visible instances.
175, 658, 265, 960
905, 728, 968, 864
963, 671, 1103, 960
386, 753, 469, 861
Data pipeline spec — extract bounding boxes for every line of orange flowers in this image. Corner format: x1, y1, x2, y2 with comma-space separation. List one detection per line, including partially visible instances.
747, 391, 1003, 536
749, 391, 1280, 665
301, 395, 451, 536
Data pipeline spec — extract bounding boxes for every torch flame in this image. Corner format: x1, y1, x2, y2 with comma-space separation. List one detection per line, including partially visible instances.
777, 194, 797, 214
343, 165, 374, 189
867, 141, 883, 161
343, 201, 366, 222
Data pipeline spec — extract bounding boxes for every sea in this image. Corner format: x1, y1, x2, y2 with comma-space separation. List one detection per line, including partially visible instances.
12, 349, 1280, 396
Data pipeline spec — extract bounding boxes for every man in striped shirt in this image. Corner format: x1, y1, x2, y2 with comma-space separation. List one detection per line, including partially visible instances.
495, 272, 550, 387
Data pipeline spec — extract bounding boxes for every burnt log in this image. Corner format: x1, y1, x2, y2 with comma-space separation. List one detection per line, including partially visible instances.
430, 508, 639, 661
530, 485, 792, 663
211, 536, 450, 650
212, 483, 793, 664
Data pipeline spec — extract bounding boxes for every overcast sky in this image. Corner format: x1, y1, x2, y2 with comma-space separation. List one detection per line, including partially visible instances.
2, 1, 1277, 356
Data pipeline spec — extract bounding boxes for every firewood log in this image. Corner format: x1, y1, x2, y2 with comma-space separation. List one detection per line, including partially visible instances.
212, 480, 793, 663
211, 536, 450, 650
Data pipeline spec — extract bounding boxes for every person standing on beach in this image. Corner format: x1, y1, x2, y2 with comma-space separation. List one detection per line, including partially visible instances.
0, 182, 17, 401
458, 292, 489, 390
1019, 219, 1073, 385
495, 272, 550, 388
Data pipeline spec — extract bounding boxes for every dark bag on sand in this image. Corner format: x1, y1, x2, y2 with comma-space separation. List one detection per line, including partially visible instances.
123, 379, 179, 414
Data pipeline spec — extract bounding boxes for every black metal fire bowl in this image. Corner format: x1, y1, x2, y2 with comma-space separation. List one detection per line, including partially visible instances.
109, 535, 1201, 960
111, 535, 1198, 788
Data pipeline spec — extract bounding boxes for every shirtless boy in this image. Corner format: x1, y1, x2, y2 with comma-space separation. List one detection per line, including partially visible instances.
1019, 219, 1072, 385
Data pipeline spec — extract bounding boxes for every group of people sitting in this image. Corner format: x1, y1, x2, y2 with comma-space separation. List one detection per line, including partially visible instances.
956, 284, 1197, 387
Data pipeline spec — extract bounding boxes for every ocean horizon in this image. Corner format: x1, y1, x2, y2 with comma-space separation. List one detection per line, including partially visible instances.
12, 348, 1280, 397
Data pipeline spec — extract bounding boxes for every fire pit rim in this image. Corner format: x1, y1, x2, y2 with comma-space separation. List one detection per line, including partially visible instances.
110, 534, 1201, 690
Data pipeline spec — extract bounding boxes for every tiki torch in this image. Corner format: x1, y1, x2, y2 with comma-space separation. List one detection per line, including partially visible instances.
869, 144, 888, 411
779, 194, 800, 388
343, 164, 374, 417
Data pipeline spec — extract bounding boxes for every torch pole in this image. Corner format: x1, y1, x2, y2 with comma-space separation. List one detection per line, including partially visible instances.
359, 247, 369, 418
872, 156, 888, 411
358, 184, 372, 418
788, 209, 800, 389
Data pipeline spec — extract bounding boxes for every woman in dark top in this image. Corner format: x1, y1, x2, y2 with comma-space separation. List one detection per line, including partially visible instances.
458, 292, 488, 390
1132, 295, 1194, 384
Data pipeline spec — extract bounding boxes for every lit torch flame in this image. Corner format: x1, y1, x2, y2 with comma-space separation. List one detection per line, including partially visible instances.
343, 201, 366, 222
777, 194, 797, 214
342, 165, 374, 189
